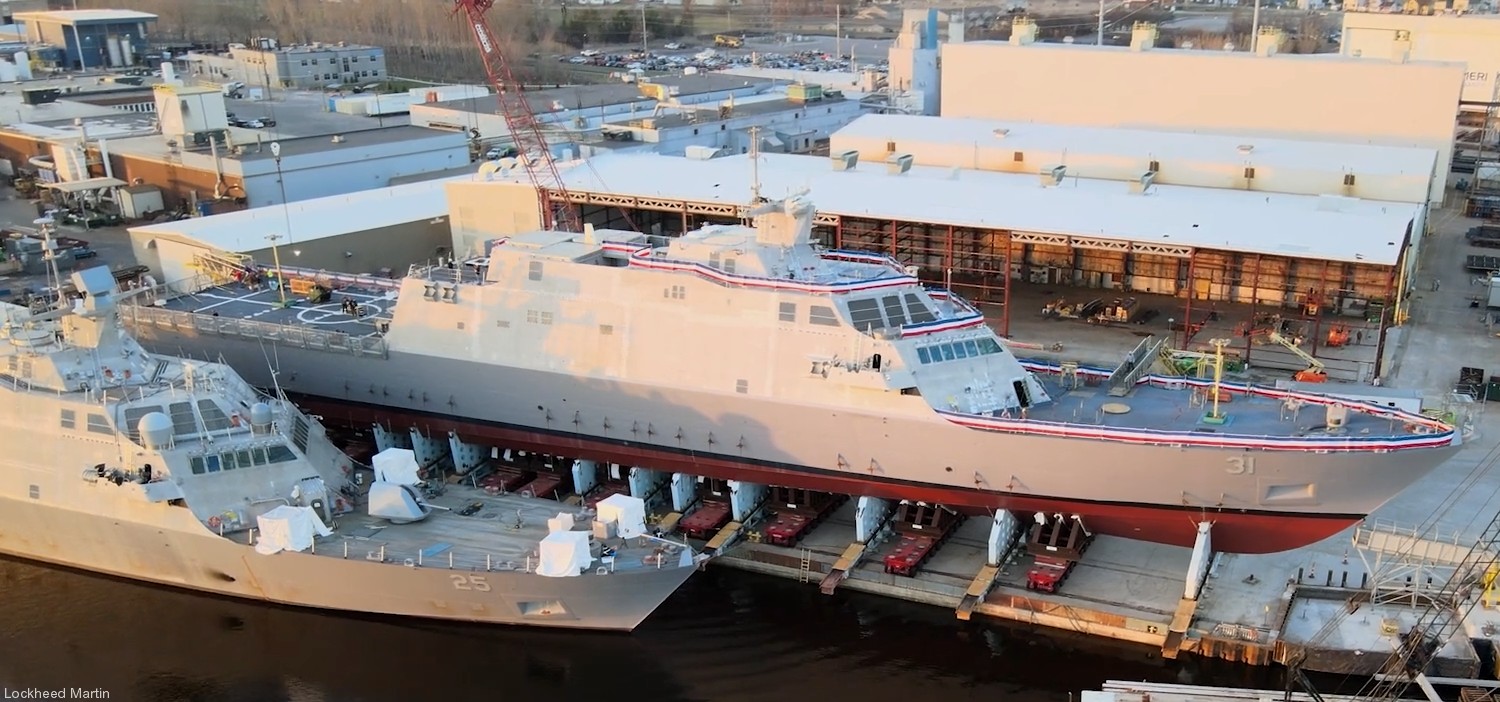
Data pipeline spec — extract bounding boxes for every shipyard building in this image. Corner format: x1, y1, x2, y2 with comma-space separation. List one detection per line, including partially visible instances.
0, 77, 468, 213
410, 74, 866, 158
938, 22, 1466, 203
184, 39, 388, 89
13, 9, 156, 70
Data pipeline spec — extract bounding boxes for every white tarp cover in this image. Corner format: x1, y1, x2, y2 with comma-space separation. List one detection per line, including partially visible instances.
536, 530, 592, 578
547, 512, 575, 533
372, 447, 421, 485
253, 505, 333, 555
596, 493, 648, 539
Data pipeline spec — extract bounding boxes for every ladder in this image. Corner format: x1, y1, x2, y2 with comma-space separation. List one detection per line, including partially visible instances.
798, 548, 812, 583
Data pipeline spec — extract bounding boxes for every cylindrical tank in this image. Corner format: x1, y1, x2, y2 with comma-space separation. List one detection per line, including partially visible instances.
106, 37, 122, 68
249, 402, 273, 435
138, 412, 174, 450
0, 61, 16, 83
119, 37, 134, 67
14, 52, 31, 81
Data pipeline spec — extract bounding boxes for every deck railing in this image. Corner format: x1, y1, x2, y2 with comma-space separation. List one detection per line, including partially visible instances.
233, 528, 693, 574
121, 305, 388, 359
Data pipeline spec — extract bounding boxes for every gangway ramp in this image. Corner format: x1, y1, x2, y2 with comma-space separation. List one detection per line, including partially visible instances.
820, 542, 866, 595
703, 521, 743, 556
1354, 521, 1477, 567
956, 564, 1001, 620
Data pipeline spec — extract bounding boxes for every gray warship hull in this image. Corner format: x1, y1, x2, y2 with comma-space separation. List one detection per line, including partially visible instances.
0, 494, 695, 631
129, 313, 1460, 554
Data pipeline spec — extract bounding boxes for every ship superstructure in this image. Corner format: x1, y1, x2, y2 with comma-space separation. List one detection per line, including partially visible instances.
2, 262, 696, 631
127, 194, 1463, 554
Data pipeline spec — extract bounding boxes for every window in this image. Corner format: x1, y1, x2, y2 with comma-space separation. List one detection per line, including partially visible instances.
881, 295, 907, 327
963, 340, 980, 358
940, 344, 956, 362
204, 454, 222, 473
86, 413, 112, 435
664, 285, 686, 300
599, 324, 614, 335
222, 452, 238, 471
190, 456, 205, 475
60, 409, 76, 429
736, 379, 749, 394
266, 445, 297, 463
708, 251, 721, 269
904, 293, 937, 323
809, 305, 840, 327
528, 261, 544, 281
778, 302, 796, 322
526, 310, 553, 325
847, 298, 883, 331
198, 400, 231, 431
723, 258, 736, 274
918, 347, 932, 364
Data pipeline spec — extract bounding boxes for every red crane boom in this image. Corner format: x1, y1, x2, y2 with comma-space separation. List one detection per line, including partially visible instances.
454, 0, 582, 233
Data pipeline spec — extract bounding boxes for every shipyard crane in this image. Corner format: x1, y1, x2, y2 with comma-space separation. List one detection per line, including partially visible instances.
454, 0, 582, 233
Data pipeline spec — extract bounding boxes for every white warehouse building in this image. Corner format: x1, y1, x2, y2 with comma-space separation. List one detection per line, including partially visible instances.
938, 24, 1467, 203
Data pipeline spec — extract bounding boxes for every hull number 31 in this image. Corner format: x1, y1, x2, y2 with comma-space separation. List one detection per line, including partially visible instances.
450, 574, 492, 592
1226, 456, 1256, 475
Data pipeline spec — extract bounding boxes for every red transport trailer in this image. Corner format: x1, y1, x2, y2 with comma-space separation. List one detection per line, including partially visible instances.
1023, 514, 1094, 593
882, 502, 963, 577
584, 482, 631, 508
515, 472, 564, 501
763, 487, 847, 547
679, 478, 734, 539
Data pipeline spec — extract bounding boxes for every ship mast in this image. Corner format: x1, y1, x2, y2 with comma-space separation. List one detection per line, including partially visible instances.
1203, 338, 1232, 425
748, 125, 762, 205
34, 213, 63, 313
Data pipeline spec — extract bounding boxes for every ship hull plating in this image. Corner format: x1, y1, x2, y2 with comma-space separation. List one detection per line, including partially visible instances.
0, 497, 693, 631
142, 333, 1457, 554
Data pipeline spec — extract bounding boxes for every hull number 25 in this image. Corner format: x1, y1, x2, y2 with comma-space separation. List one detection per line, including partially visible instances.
1226, 456, 1256, 475
450, 574, 492, 592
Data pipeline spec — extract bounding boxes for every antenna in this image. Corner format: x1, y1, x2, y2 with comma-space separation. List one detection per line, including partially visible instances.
748, 125, 762, 203
34, 214, 62, 311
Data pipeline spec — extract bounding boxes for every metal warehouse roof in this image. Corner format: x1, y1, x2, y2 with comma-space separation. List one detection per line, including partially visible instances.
131, 177, 458, 253
833, 114, 1440, 181
511, 152, 1418, 266
14, 10, 158, 24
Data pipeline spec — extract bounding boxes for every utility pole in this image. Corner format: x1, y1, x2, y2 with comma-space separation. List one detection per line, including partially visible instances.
835, 4, 841, 58
1097, 0, 1105, 45
1250, 0, 1262, 52
641, 3, 649, 55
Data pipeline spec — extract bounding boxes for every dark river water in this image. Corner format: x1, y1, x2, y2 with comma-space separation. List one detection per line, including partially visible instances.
0, 557, 1295, 702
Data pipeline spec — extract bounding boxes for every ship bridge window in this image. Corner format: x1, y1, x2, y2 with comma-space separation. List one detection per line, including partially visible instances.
723, 258, 737, 274
915, 337, 1004, 365
59, 409, 76, 429
846, 298, 884, 331
709, 251, 721, 269
809, 305, 840, 327
168, 402, 200, 436
904, 293, 937, 324
881, 295, 907, 327
778, 302, 797, 322
197, 400, 232, 432
86, 413, 112, 435
189, 444, 298, 475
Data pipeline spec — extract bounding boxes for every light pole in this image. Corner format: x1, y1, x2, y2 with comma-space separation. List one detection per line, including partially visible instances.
267, 141, 293, 308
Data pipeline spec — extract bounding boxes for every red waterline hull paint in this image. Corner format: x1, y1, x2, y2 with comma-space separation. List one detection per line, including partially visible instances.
300, 395, 1359, 555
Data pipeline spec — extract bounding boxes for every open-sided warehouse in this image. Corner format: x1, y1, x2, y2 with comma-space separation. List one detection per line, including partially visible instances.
130, 177, 457, 289
458, 151, 1419, 378
938, 37, 1466, 202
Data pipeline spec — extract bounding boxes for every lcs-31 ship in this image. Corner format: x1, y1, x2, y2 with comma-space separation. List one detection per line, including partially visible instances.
1, 262, 697, 631
127, 194, 1463, 554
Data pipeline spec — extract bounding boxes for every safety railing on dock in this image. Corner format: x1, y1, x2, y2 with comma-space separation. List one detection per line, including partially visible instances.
121, 304, 388, 359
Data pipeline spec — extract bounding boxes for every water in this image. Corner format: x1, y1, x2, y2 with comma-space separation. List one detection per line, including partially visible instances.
0, 557, 1285, 702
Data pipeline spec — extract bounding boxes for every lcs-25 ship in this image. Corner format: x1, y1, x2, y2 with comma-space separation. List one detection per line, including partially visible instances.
126, 194, 1463, 554
1, 261, 697, 631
